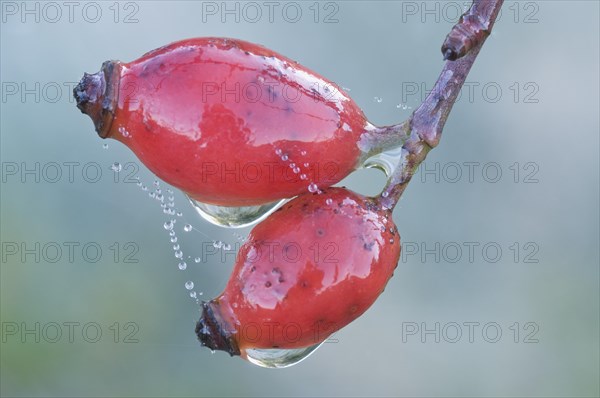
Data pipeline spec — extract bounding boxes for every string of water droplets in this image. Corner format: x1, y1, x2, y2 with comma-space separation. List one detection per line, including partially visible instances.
274, 147, 322, 195
108, 150, 240, 305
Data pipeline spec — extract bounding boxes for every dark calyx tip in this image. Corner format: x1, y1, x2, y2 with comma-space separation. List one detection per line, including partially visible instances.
74, 72, 104, 113
196, 301, 240, 357
74, 60, 120, 138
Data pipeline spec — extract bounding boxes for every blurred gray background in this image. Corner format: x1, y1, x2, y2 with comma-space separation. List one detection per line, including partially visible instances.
1, 1, 598, 396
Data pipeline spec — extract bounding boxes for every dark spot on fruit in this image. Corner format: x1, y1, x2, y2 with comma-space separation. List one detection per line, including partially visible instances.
316, 228, 325, 237
333, 209, 339, 214
244, 51, 250, 55
265, 281, 272, 288
301, 281, 308, 288
250, 266, 256, 273
349, 304, 358, 314
278, 277, 285, 283
363, 241, 375, 251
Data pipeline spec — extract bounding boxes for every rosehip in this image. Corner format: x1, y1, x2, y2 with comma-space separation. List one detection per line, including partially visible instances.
74, 38, 372, 206
196, 187, 400, 366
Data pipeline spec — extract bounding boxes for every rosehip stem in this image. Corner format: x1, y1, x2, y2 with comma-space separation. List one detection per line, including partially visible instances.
379, 0, 503, 209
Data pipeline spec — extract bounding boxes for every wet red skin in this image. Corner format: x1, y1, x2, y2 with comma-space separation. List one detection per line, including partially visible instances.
107, 38, 368, 206
208, 187, 400, 352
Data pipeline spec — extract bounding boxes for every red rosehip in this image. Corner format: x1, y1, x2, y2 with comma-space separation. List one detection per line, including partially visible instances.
74, 38, 370, 206
196, 187, 400, 365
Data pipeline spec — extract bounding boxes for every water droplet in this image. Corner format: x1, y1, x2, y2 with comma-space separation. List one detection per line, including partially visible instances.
300, 174, 308, 181
281, 154, 289, 162
187, 196, 285, 228
164, 221, 174, 230
136, 181, 143, 187
244, 342, 323, 368
275, 148, 282, 156
190, 291, 197, 299
173, 244, 180, 251
183, 224, 193, 232
213, 241, 223, 249
176, 211, 183, 217
289, 163, 296, 169
175, 250, 183, 259
194, 257, 201, 263
141, 186, 148, 191
170, 236, 178, 243
102, 143, 109, 149
185, 281, 194, 290
389, 238, 394, 244
303, 163, 309, 167
168, 196, 175, 202
169, 230, 176, 237
381, 191, 389, 198
308, 183, 319, 193
178, 261, 187, 270
300, 150, 307, 156
222, 243, 232, 250
325, 198, 333, 205
374, 96, 383, 103
111, 162, 122, 173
